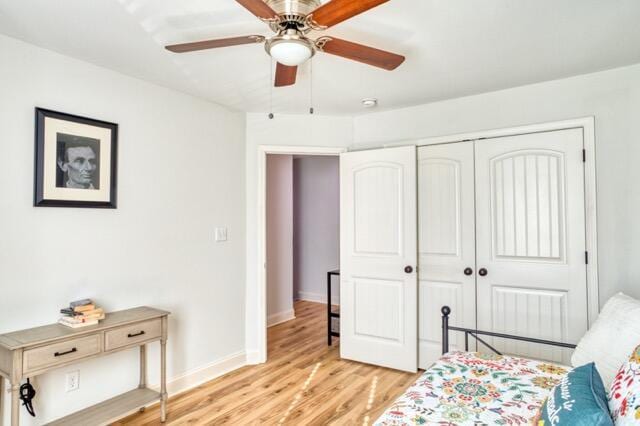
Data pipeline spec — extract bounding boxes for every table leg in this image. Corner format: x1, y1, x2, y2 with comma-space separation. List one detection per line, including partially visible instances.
10, 383, 19, 426
327, 272, 332, 346
139, 344, 147, 389
0, 376, 4, 426
160, 339, 167, 422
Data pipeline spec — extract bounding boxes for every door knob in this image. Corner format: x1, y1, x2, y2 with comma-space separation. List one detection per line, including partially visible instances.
478, 268, 488, 277
404, 266, 413, 274
464, 267, 473, 276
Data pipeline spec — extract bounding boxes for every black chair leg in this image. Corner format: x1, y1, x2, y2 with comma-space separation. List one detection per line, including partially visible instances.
327, 271, 332, 346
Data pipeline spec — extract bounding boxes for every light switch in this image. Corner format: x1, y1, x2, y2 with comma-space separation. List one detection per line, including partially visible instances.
215, 227, 228, 242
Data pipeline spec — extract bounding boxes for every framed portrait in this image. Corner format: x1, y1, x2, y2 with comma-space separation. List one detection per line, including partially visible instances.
34, 108, 118, 208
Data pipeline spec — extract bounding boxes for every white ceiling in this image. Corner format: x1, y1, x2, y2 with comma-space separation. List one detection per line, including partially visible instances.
1, 0, 640, 115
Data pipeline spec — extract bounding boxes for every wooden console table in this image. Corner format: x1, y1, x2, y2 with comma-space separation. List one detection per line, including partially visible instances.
0, 306, 169, 426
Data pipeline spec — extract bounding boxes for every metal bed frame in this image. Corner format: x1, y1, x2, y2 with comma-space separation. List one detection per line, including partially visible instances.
440, 306, 577, 355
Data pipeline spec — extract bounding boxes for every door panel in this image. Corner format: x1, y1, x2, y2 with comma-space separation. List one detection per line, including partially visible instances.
340, 146, 417, 372
492, 151, 564, 260
475, 129, 587, 364
417, 142, 476, 368
490, 286, 568, 362
353, 278, 403, 341
353, 165, 401, 255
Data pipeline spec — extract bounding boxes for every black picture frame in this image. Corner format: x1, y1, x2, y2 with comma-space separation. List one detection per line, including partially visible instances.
34, 108, 118, 208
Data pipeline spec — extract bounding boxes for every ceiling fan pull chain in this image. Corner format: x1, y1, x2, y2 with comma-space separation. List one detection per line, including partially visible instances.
309, 58, 314, 115
269, 58, 274, 119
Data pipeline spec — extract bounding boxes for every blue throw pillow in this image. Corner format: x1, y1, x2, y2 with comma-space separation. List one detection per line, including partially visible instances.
539, 362, 613, 425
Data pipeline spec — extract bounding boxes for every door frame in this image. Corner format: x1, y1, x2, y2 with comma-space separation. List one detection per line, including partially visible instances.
414, 117, 599, 325
255, 145, 346, 363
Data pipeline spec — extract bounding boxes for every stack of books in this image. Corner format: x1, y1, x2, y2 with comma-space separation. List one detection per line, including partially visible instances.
59, 299, 105, 328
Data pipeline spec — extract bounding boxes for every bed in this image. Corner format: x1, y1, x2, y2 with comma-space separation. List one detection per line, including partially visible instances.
375, 306, 575, 425
374, 351, 569, 425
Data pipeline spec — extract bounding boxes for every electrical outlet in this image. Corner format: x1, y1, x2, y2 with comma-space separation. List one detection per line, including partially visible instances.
66, 370, 80, 392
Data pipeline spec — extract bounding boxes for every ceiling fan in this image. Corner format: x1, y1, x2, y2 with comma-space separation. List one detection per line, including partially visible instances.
165, 0, 405, 87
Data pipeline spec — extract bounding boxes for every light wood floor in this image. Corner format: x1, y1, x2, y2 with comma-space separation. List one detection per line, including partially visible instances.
115, 300, 420, 425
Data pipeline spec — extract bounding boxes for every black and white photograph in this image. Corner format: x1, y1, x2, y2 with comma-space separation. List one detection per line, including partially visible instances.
34, 108, 117, 208
56, 133, 101, 190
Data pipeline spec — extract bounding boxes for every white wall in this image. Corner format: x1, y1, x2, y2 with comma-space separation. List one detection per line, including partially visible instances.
266, 155, 294, 325
293, 156, 340, 305
0, 34, 246, 425
353, 63, 640, 305
245, 113, 353, 361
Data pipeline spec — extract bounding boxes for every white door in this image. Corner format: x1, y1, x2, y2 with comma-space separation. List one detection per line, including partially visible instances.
417, 142, 477, 368
475, 129, 588, 364
340, 146, 418, 372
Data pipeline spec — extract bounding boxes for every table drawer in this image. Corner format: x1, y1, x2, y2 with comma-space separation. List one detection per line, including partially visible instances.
23, 334, 101, 374
105, 319, 161, 351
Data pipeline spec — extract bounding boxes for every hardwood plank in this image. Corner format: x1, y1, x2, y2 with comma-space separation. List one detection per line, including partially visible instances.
115, 301, 419, 425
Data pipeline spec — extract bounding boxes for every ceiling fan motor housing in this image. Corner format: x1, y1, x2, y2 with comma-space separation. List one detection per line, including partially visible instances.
265, 0, 322, 31
265, 0, 321, 17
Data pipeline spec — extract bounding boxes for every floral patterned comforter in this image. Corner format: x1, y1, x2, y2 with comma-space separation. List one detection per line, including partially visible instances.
375, 351, 569, 425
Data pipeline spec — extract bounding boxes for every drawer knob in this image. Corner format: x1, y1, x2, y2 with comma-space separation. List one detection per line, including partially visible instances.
54, 347, 77, 357
128, 331, 146, 338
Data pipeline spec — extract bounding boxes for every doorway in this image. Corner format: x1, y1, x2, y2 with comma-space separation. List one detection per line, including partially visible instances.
263, 149, 342, 360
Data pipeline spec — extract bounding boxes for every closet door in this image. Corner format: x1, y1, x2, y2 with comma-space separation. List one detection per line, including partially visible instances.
475, 129, 587, 364
340, 146, 418, 372
417, 142, 477, 368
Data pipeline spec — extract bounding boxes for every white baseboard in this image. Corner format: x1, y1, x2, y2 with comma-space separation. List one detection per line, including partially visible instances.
245, 350, 263, 365
152, 350, 247, 397
267, 309, 296, 327
297, 291, 340, 306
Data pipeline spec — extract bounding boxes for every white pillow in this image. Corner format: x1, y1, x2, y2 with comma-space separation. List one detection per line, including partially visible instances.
572, 293, 640, 387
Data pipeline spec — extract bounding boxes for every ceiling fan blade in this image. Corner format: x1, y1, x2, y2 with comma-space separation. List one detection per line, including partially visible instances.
318, 37, 405, 70
274, 63, 298, 87
308, 0, 389, 28
165, 35, 265, 53
235, 0, 279, 20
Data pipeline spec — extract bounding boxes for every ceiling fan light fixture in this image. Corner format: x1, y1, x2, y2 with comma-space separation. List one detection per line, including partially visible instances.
265, 29, 315, 67
270, 41, 312, 66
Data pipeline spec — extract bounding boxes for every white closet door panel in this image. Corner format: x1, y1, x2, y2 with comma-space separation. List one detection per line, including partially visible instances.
492, 152, 565, 260
475, 129, 587, 364
420, 161, 459, 256
417, 142, 476, 368
340, 146, 418, 372
418, 279, 465, 364
354, 165, 401, 255
491, 286, 568, 362
353, 278, 403, 341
